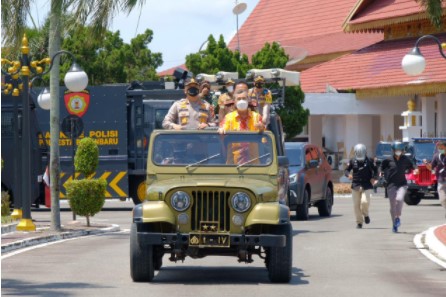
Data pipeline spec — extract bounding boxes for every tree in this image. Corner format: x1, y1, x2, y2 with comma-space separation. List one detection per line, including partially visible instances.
2, 0, 147, 231
185, 34, 251, 77
275, 85, 310, 140
251, 42, 288, 69
417, 0, 444, 29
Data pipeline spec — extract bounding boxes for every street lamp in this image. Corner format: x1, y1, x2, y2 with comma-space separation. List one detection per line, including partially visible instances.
402, 35, 446, 76
1, 34, 88, 231
233, 1, 247, 52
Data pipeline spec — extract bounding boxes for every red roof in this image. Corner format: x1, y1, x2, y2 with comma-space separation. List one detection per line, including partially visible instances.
228, 0, 382, 59
345, 0, 446, 31
301, 33, 446, 94
157, 64, 188, 77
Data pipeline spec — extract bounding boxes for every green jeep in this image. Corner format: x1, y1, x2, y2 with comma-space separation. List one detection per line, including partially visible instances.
130, 130, 292, 283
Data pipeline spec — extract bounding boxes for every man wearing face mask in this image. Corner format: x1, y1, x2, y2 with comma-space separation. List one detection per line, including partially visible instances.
425, 140, 446, 217
381, 141, 415, 232
217, 79, 235, 122
163, 78, 215, 130
248, 75, 272, 126
219, 92, 265, 164
344, 144, 378, 229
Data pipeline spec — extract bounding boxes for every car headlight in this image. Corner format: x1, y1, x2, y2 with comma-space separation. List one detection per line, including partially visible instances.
289, 173, 298, 184
171, 191, 191, 212
231, 192, 251, 213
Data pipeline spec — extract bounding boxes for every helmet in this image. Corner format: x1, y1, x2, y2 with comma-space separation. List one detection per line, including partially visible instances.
391, 141, 405, 151
354, 143, 367, 161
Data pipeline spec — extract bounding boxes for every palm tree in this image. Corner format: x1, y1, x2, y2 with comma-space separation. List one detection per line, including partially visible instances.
417, 0, 445, 29
2, 0, 146, 231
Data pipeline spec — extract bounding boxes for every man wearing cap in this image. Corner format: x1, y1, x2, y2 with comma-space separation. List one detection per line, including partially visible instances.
425, 140, 446, 217
248, 75, 272, 126
162, 78, 215, 130
217, 79, 235, 122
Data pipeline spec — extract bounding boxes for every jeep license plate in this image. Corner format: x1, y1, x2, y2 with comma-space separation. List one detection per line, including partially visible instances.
189, 233, 230, 248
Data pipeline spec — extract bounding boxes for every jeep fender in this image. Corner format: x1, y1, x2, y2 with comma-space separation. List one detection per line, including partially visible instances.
245, 203, 290, 227
132, 201, 175, 225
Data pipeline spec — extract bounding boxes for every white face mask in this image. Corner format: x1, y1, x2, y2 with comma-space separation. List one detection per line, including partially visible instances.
227, 86, 234, 93
395, 151, 402, 156
356, 156, 365, 161
236, 100, 248, 111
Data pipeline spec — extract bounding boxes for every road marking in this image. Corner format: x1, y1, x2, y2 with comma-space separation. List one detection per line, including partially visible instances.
413, 231, 446, 269
1, 230, 129, 260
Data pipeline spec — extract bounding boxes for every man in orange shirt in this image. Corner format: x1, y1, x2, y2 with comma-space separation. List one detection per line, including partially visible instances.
219, 90, 265, 164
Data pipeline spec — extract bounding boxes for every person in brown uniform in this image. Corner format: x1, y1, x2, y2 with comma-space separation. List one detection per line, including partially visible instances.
248, 75, 272, 126
217, 79, 235, 122
162, 78, 215, 130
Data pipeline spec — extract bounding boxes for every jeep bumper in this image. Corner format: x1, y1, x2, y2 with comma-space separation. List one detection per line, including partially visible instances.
137, 232, 286, 247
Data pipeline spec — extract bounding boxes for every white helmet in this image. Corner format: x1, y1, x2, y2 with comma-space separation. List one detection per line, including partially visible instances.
354, 143, 367, 161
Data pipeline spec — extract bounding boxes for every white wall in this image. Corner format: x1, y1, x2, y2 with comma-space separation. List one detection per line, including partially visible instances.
421, 96, 436, 137
436, 93, 446, 137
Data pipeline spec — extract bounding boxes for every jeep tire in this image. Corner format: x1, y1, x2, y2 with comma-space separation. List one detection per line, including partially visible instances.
318, 186, 333, 217
130, 223, 154, 282
296, 189, 309, 221
404, 191, 421, 205
266, 223, 292, 283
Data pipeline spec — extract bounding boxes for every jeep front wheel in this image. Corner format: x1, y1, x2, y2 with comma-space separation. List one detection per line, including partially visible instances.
404, 191, 421, 205
130, 223, 154, 282
266, 223, 292, 283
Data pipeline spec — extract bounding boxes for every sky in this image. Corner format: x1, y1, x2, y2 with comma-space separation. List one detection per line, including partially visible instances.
28, 0, 260, 72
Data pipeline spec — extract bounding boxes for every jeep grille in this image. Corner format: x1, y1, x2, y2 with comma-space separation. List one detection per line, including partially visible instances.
191, 191, 231, 232
418, 166, 433, 184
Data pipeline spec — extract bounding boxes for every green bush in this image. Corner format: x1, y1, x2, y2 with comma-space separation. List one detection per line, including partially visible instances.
66, 179, 107, 226
75, 137, 99, 177
1, 191, 11, 217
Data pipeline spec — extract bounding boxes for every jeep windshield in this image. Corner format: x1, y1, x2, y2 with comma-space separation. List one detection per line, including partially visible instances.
411, 142, 435, 162
152, 132, 273, 167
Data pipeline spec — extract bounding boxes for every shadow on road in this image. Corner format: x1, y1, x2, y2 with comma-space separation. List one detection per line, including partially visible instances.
149, 265, 309, 285
1, 278, 112, 296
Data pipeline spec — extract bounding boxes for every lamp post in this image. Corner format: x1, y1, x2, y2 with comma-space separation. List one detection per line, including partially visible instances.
1, 34, 88, 231
402, 35, 446, 76
233, 1, 247, 52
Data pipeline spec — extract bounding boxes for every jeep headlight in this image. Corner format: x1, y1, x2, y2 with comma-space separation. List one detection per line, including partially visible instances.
171, 191, 191, 212
231, 192, 251, 213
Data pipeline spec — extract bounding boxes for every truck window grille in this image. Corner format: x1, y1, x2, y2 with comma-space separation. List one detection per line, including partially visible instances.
191, 190, 230, 232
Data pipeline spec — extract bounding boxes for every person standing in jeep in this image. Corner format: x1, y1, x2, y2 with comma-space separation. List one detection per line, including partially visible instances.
162, 78, 215, 130
381, 141, 415, 233
345, 144, 378, 229
425, 140, 446, 217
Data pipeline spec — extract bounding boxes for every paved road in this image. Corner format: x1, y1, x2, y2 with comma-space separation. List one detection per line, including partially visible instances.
2, 194, 445, 297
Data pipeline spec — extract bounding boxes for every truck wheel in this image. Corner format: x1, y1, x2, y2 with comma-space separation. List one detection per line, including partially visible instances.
266, 223, 292, 283
404, 191, 421, 205
154, 247, 163, 270
129, 176, 146, 205
295, 190, 309, 221
130, 223, 154, 282
317, 186, 333, 217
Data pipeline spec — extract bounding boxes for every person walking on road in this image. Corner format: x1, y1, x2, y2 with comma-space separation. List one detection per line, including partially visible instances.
345, 144, 378, 229
425, 140, 446, 218
381, 141, 415, 232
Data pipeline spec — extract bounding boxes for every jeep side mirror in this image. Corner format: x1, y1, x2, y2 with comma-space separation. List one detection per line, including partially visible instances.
278, 156, 289, 167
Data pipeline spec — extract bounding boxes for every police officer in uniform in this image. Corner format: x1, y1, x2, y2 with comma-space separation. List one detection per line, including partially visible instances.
344, 144, 378, 229
217, 79, 235, 122
162, 78, 215, 130
248, 75, 272, 126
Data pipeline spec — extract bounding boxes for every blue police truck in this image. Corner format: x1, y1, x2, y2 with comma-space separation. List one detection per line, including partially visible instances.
1, 82, 184, 205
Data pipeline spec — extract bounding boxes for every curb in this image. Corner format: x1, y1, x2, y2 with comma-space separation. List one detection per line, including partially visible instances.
1, 223, 18, 235
414, 225, 446, 269
1, 224, 120, 255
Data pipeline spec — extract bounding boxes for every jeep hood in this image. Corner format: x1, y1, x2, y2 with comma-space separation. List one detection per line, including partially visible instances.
147, 177, 277, 199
